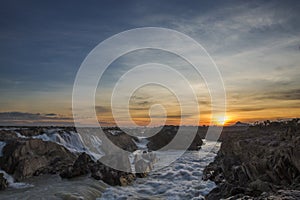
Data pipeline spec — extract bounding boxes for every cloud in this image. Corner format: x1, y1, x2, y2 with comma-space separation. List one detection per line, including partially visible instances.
228, 107, 267, 112
0, 1, 299, 125
95, 106, 111, 113
256, 89, 300, 101
0, 112, 73, 126
44, 113, 58, 117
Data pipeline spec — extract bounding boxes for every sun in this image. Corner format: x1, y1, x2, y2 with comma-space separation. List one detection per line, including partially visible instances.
215, 115, 230, 126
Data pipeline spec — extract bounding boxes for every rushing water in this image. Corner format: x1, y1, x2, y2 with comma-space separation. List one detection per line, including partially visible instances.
0, 128, 220, 199
0, 175, 107, 200
100, 141, 219, 200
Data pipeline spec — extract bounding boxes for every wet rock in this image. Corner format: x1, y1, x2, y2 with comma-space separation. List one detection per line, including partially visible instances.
91, 163, 136, 186
0, 173, 8, 190
135, 159, 151, 178
0, 130, 18, 141
100, 153, 132, 172
60, 152, 137, 186
147, 126, 203, 151
119, 173, 136, 186
60, 152, 94, 178
103, 128, 138, 152
0, 139, 76, 181
203, 121, 300, 199
0, 126, 153, 189
14, 127, 45, 137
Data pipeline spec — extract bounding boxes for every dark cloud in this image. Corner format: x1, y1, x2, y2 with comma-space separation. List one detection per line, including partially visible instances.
228, 107, 267, 112
255, 89, 300, 101
129, 107, 149, 111
167, 114, 194, 119
45, 113, 57, 117
95, 106, 111, 113
135, 101, 152, 106
0, 112, 72, 121
198, 100, 211, 105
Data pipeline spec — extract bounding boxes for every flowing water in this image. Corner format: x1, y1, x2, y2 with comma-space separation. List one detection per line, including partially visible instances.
100, 141, 219, 200
0, 128, 219, 199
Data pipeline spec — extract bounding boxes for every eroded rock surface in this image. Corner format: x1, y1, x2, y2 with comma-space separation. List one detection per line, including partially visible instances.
0, 139, 76, 181
147, 126, 203, 151
60, 152, 137, 186
203, 120, 300, 199
0, 173, 8, 190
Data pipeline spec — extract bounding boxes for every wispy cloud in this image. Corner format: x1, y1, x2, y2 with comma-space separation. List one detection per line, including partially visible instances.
0, 0, 299, 125
0, 112, 73, 126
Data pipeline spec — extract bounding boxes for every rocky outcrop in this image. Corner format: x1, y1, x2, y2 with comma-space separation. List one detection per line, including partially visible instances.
147, 126, 203, 151
134, 151, 156, 177
104, 130, 138, 152
0, 126, 165, 191
60, 152, 136, 186
13, 127, 76, 137
0, 126, 155, 190
0, 173, 8, 190
0, 130, 18, 141
203, 120, 300, 199
0, 139, 76, 181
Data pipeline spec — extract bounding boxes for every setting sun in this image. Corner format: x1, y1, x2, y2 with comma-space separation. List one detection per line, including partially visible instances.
214, 115, 231, 126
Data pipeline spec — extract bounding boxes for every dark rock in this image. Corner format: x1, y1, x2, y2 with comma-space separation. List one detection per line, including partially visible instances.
103, 128, 138, 152
60, 152, 94, 178
0, 139, 76, 181
203, 120, 300, 199
0, 130, 18, 141
0, 126, 153, 189
91, 163, 136, 186
14, 127, 45, 137
0, 173, 8, 190
99, 153, 132, 172
60, 152, 137, 186
147, 126, 203, 151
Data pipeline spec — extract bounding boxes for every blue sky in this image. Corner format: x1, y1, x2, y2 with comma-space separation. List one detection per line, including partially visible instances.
0, 0, 299, 125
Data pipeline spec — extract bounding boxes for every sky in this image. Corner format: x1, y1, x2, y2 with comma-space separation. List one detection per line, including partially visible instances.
0, 0, 299, 126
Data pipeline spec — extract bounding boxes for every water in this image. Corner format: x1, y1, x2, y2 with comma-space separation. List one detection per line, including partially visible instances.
0, 141, 6, 157
100, 141, 219, 200
0, 128, 220, 199
0, 175, 107, 200
0, 170, 33, 189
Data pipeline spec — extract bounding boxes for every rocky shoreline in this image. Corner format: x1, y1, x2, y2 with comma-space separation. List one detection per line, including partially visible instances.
203, 119, 300, 199
5, 121, 299, 199
0, 125, 204, 193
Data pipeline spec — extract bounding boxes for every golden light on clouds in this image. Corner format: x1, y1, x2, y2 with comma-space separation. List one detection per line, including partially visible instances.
212, 115, 231, 126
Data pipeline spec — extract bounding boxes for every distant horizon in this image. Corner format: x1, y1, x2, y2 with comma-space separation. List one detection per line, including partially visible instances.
0, 112, 297, 127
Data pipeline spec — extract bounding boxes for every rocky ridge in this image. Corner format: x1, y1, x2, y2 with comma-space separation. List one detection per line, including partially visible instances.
203, 119, 300, 199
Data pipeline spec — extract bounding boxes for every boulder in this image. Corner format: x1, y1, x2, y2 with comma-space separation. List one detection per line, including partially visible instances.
0, 173, 8, 190
147, 126, 203, 151
135, 159, 151, 178
0, 139, 76, 181
60, 152, 94, 178
60, 152, 137, 186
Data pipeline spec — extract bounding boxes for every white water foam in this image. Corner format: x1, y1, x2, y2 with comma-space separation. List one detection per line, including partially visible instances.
13, 129, 97, 156
3, 128, 220, 199
100, 141, 220, 200
0, 141, 6, 157
132, 137, 149, 150
15, 132, 28, 138
108, 130, 122, 136
12, 128, 103, 161
0, 169, 33, 189
0, 140, 33, 189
